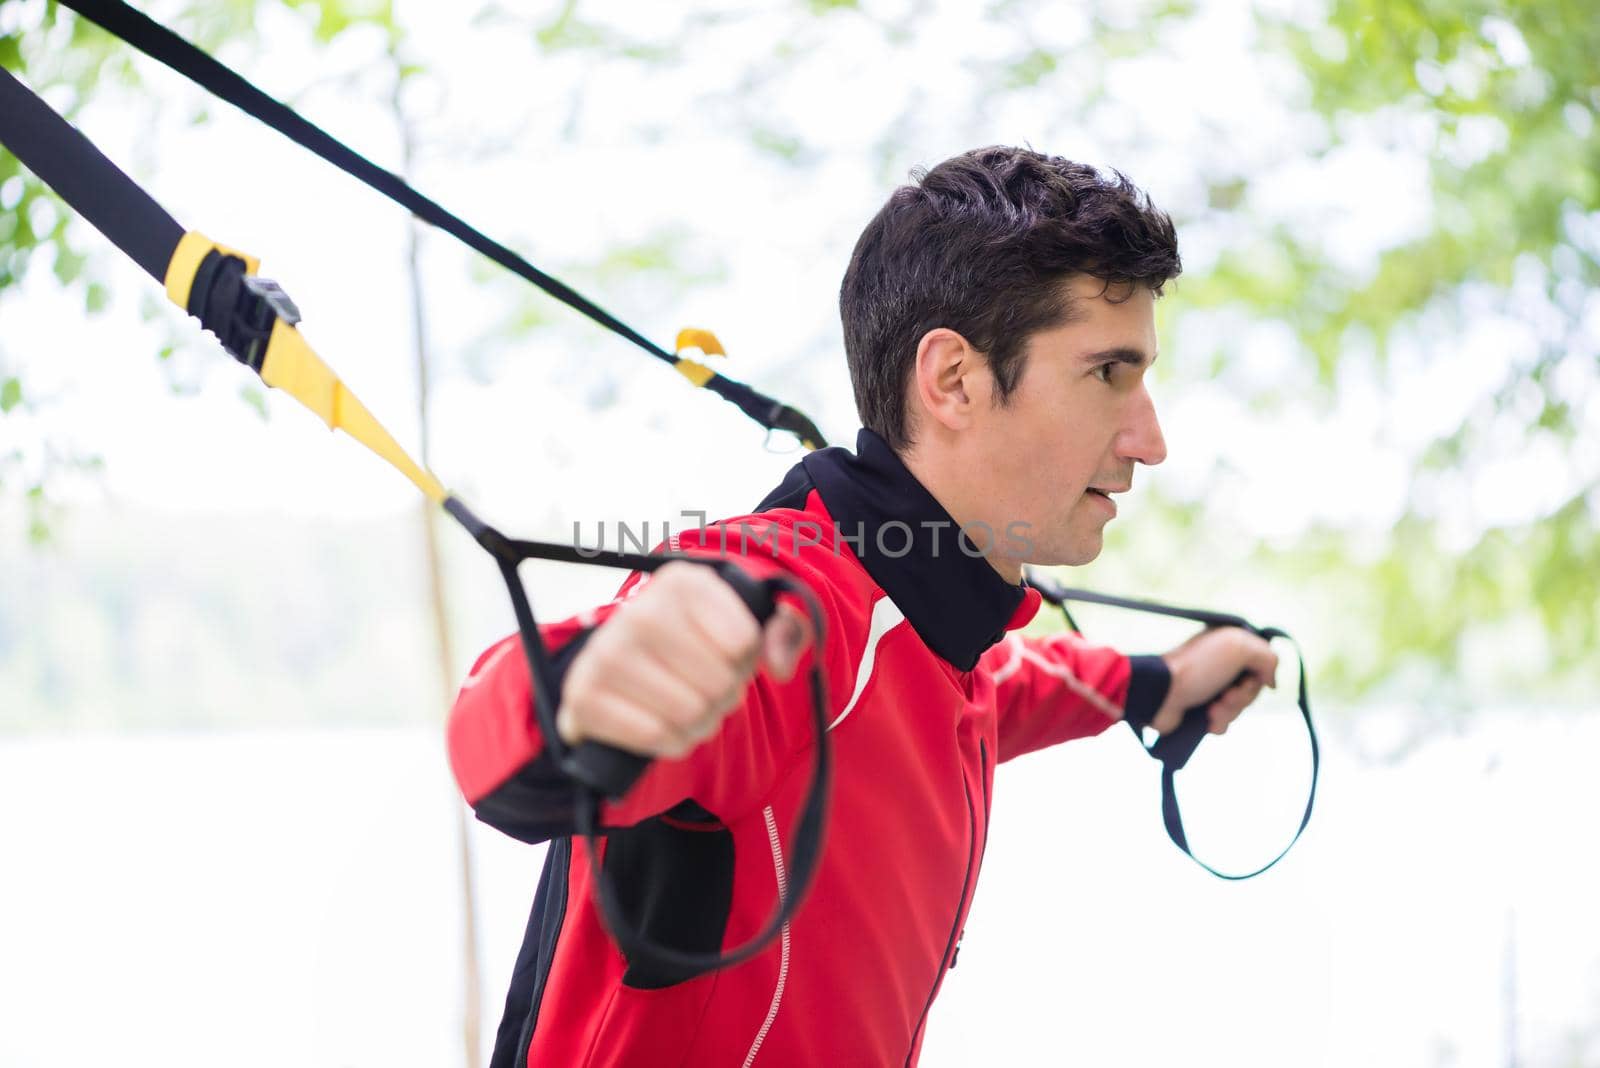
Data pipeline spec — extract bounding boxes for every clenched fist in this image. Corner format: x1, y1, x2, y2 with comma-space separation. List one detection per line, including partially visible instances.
555, 561, 813, 760
1152, 626, 1279, 737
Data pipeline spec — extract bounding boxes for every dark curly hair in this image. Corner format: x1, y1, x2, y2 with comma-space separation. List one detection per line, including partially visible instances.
839, 146, 1181, 450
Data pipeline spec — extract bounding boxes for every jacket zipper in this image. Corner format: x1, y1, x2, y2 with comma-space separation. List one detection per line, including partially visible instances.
974, 740, 992, 892
905, 740, 988, 1065
952, 741, 993, 972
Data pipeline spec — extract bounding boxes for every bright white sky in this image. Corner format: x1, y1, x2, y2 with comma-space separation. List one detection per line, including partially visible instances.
2, 0, 1598, 1065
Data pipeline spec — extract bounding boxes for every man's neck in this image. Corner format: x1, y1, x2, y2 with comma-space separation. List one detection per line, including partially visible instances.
898, 444, 1024, 586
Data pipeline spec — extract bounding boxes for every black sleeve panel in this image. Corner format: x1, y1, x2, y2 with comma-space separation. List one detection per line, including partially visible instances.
470, 628, 597, 845
1123, 653, 1173, 733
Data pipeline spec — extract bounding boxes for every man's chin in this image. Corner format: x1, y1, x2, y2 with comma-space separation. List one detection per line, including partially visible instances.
1027, 537, 1103, 569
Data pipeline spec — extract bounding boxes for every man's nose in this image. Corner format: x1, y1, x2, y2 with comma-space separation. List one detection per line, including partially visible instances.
1119, 385, 1167, 467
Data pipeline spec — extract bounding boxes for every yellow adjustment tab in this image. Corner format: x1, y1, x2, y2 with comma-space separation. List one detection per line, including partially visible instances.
674, 328, 726, 359
674, 358, 716, 387
258, 319, 447, 505
163, 231, 261, 310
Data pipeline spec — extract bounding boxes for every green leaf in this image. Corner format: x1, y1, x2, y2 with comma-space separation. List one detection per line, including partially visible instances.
51, 247, 87, 287
239, 383, 269, 421
750, 125, 807, 162
1003, 49, 1057, 89
0, 377, 20, 413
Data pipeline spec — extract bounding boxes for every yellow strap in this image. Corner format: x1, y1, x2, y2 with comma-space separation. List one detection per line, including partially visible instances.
259, 320, 448, 505
674, 358, 716, 387
164, 231, 259, 309
674, 327, 725, 359
162, 230, 447, 505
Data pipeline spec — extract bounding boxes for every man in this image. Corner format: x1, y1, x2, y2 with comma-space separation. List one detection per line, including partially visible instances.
448, 146, 1279, 1066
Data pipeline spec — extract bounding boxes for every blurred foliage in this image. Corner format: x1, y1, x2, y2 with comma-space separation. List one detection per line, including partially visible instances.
0, 507, 445, 730
0, 0, 396, 539
1, 0, 129, 541
4, 0, 1597, 712
1236, 1, 1600, 700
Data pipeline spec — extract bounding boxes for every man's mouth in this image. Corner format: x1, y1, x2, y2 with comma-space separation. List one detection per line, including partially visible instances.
1087, 482, 1131, 497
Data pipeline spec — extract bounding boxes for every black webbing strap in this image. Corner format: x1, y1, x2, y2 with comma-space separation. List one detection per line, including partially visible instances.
445, 498, 834, 977
0, 64, 182, 282
0, 65, 289, 384
1027, 572, 1320, 879
53, 0, 828, 450
698, 370, 828, 453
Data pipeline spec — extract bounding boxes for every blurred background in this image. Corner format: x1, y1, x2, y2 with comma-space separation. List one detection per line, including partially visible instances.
1, 0, 1596, 1064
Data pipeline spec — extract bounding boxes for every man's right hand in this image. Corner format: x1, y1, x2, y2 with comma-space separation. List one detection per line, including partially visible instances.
555, 561, 814, 761
1152, 625, 1278, 737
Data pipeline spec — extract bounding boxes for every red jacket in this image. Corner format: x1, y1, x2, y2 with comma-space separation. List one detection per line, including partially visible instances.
448, 429, 1171, 1067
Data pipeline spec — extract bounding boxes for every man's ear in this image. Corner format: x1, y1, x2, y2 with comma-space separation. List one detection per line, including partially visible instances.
910, 327, 984, 434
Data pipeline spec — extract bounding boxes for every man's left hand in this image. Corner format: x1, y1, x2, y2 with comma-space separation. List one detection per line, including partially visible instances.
1152, 627, 1279, 736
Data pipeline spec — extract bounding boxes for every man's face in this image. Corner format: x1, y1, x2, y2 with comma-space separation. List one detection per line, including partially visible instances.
965, 274, 1167, 569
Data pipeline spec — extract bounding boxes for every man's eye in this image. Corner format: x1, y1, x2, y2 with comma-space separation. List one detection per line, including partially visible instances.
1094, 362, 1116, 384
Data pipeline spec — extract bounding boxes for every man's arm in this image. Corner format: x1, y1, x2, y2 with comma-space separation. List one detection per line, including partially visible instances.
446, 526, 859, 842
982, 632, 1170, 762
982, 626, 1279, 764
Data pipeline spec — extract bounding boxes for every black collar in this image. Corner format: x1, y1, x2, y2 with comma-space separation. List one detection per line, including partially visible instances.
759, 428, 1036, 671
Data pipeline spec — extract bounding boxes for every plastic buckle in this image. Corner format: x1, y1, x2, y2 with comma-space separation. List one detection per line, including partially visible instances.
231, 274, 301, 370
241, 275, 302, 326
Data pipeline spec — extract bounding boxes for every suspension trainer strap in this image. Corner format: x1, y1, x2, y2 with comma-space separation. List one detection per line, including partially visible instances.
443, 498, 834, 976
54, 0, 827, 449
0, 67, 830, 972
1028, 571, 1320, 879
0, 64, 181, 282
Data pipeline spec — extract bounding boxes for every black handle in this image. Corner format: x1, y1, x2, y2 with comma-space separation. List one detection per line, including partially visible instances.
561, 561, 782, 798
1026, 577, 1319, 879
1145, 668, 1252, 772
